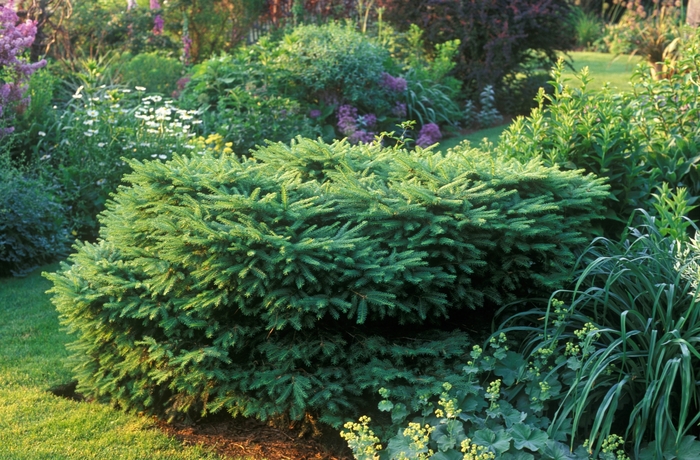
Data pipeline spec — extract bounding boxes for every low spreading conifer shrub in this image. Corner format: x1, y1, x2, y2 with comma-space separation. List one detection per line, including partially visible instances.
46, 138, 607, 427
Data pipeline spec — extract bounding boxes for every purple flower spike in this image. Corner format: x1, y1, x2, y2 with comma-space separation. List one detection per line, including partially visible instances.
309, 109, 321, 118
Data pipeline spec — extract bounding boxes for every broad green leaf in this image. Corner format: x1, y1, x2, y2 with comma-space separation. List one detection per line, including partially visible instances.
433, 419, 466, 452
390, 402, 409, 424
502, 451, 535, 460
541, 440, 576, 460
473, 428, 512, 454
378, 400, 393, 412
431, 450, 463, 460
494, 351, 526, 386
511, 423, 549, 451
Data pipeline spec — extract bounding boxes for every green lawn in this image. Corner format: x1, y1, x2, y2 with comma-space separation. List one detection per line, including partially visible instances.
437, 51, 643, 152
560, 51, 644, 91
0, 267, 230, 460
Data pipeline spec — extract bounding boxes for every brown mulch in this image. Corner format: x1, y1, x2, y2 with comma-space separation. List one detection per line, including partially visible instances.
48, 381, 353, 460
155, 413, 354, 460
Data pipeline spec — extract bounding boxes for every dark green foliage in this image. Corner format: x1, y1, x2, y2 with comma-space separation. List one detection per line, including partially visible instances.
382, 0, 574, 94
0, 163, 70, 277
46, 138, 607, 426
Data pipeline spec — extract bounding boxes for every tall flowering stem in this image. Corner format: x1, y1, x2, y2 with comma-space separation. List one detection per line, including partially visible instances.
0, 1, 46, 136
181, 14, 192, 66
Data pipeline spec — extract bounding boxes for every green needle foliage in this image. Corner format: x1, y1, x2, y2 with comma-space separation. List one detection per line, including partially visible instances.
46, 138, 607, 427
512, 212, 700, 458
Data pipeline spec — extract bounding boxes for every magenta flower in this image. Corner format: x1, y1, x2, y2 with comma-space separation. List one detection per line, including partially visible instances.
416, 123, 442, 148
153, 14, 164, 35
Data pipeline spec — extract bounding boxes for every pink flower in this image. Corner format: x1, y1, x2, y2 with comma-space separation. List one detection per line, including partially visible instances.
150, 0, 161, 9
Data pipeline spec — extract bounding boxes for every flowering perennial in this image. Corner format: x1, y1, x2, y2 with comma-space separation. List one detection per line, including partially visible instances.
0, 1, 46, 134
416, 122, 442, 147
381, 72, 407, 92
337, 104, 376, 144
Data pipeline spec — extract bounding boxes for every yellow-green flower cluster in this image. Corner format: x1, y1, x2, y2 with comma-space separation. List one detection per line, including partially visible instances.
565, 341, 581, 356
486, 378, 502, 408
340, 416, 382, 460
436, 382, 461, 419
551, 298, 570, 327
399, 422, 435, 459
574, 322, 599, 341
460, 438, 496, 460
600, 434, 630, 460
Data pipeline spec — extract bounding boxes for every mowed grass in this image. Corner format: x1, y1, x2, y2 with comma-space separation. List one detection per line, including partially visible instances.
0, 266, 230, 460
438, 51, 643, 152
560, 51, 644, 91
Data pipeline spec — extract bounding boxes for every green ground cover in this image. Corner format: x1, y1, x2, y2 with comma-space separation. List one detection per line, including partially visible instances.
0, 267, 228, 460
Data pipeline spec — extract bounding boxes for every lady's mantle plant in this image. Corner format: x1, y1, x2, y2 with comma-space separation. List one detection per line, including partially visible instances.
46, 138, 607, 426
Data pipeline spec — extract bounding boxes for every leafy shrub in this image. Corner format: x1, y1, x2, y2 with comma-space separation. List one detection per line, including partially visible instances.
382, 0, 575, 95
200, 86, 321, 153
180, 22, 466, 148
503, 212, 700, 458
7, 67, 58, 163
46, 138, 607, 427
65, 3, 178, 57
498, 31, 700, 235
272, 22, 391, 111
118, 52, 184, 95
0, 161, 70, 277
399, 26, 465, 128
